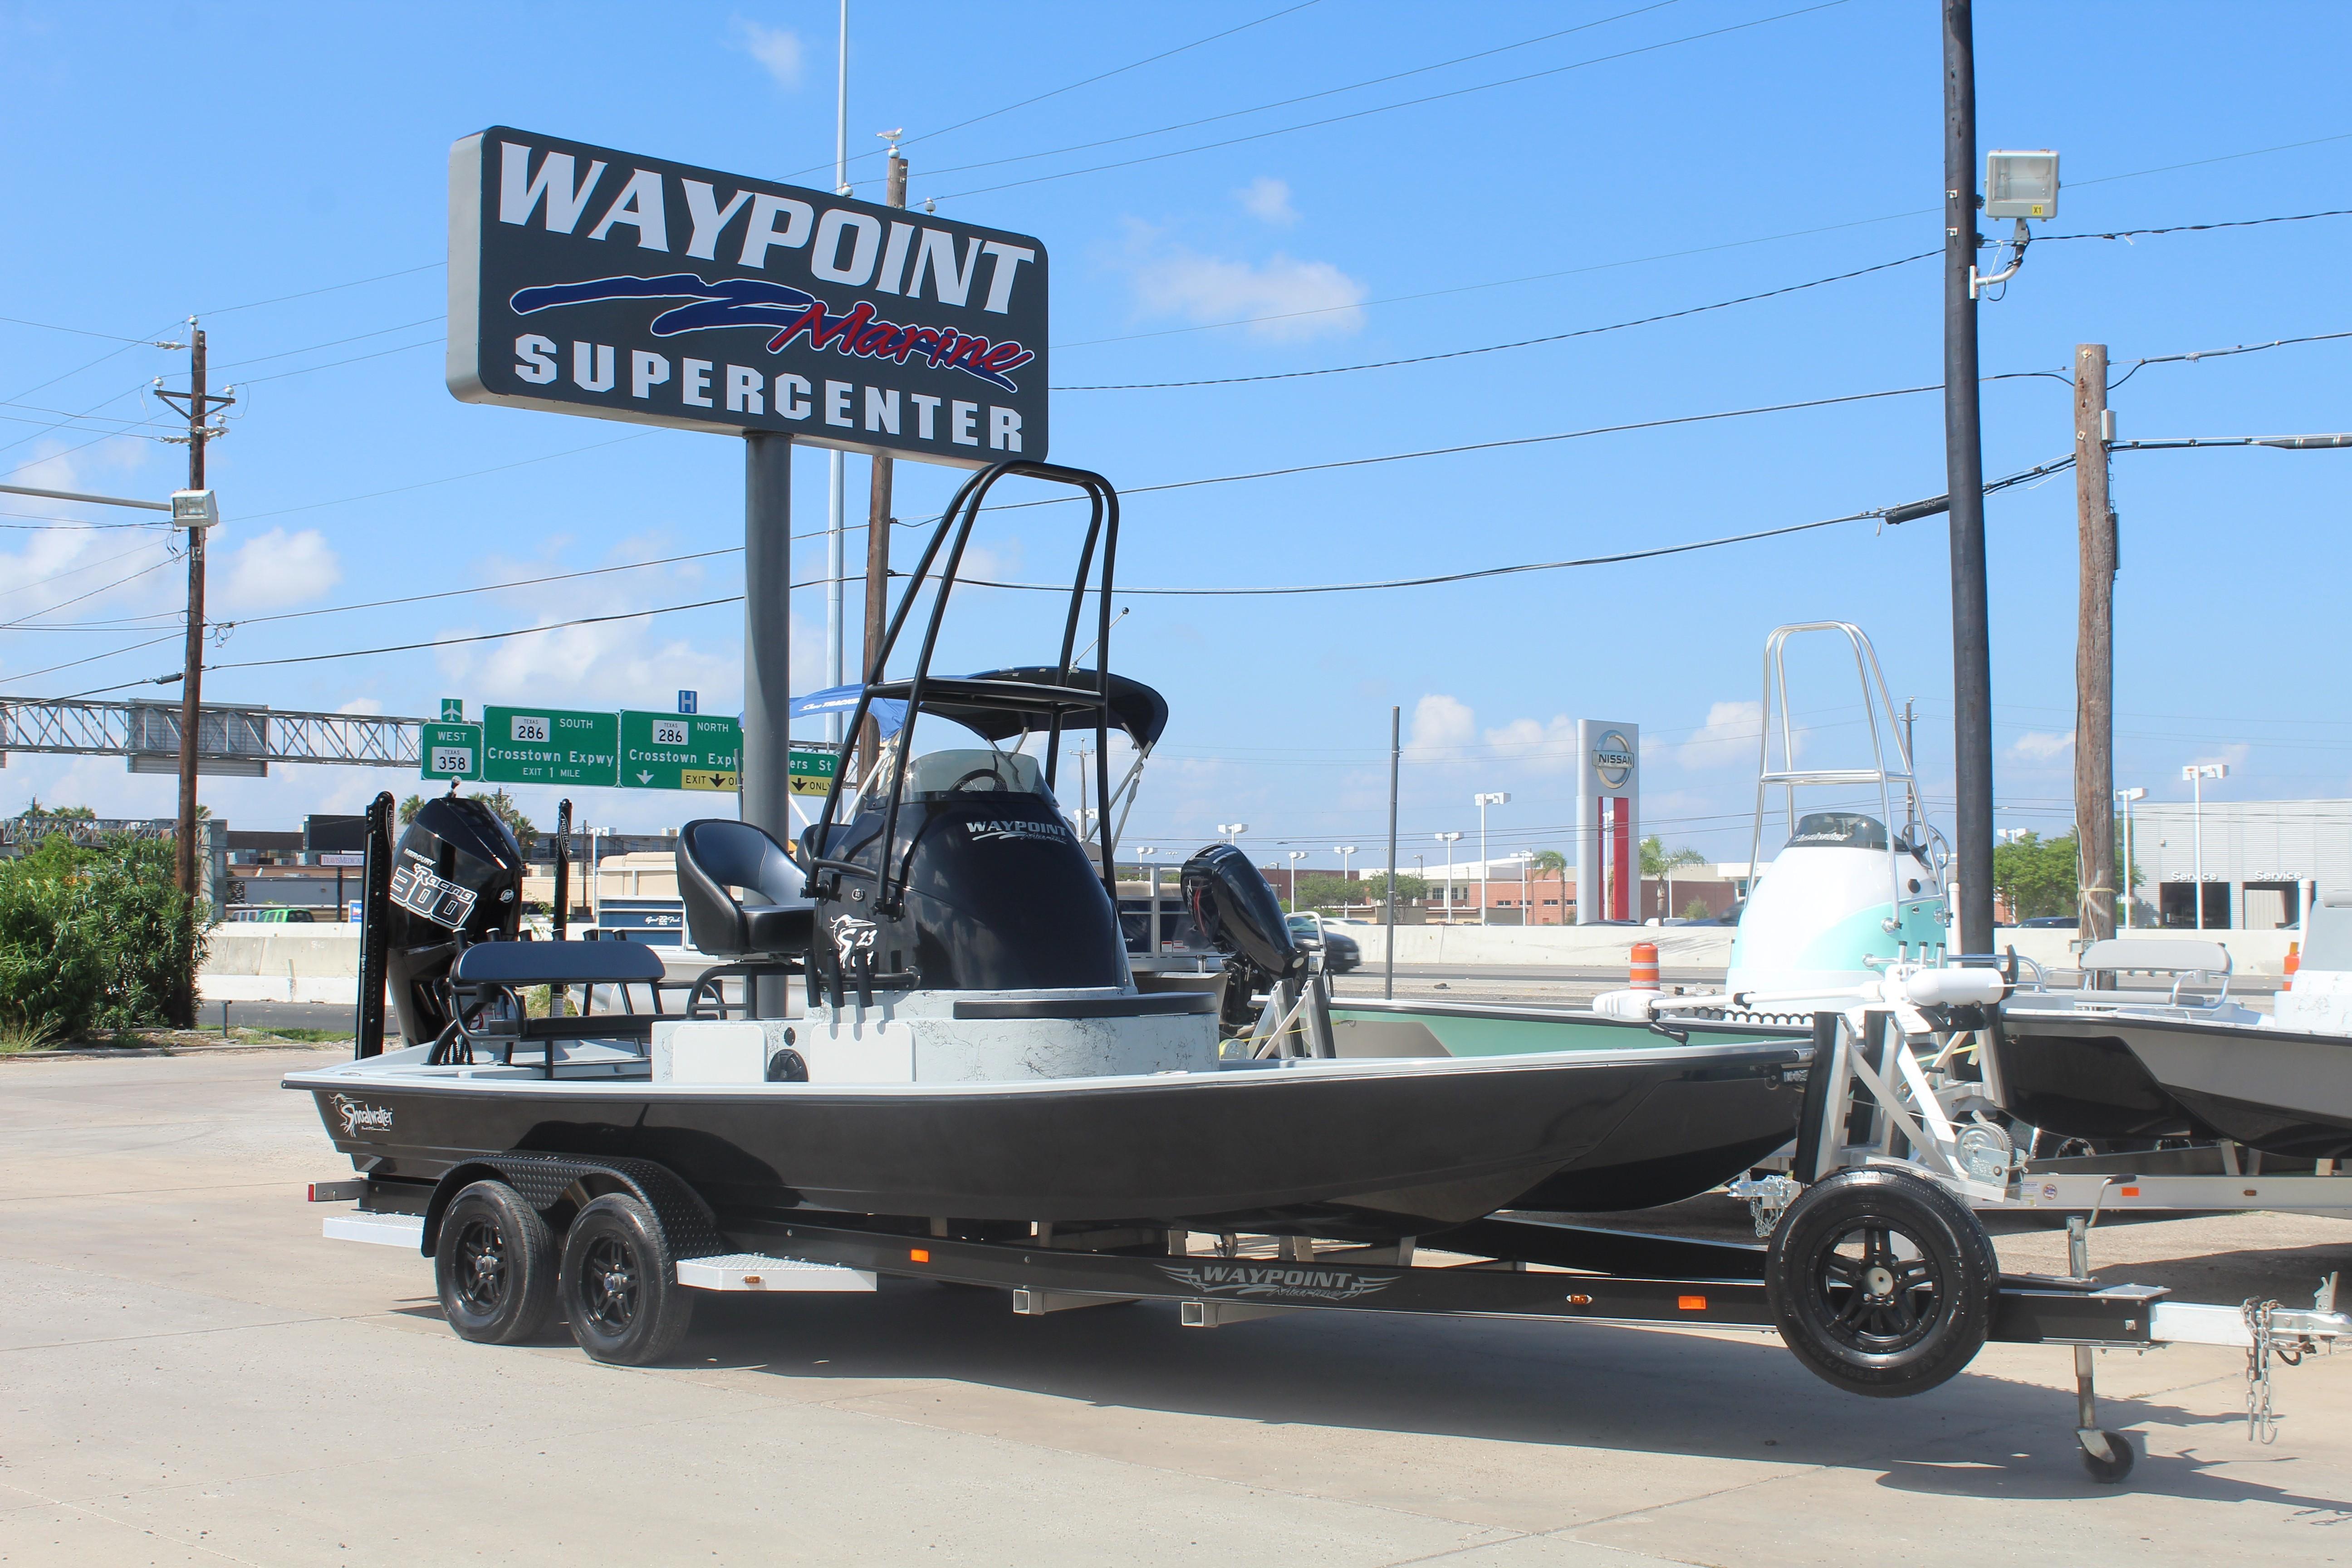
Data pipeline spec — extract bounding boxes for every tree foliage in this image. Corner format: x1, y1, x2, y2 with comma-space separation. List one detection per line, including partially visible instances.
1992, 829, 2079, 921
0, 832, 205, 1041
399, 788, 534, 842
1357, 872, 1430, 905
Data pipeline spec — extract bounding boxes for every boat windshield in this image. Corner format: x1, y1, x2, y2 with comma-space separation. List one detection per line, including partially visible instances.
1787, 811, 1890, 851
847, 740, 1046, 813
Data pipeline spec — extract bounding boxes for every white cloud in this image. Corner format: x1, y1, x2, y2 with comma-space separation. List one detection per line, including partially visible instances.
220, 527, 341, 609
2009, 729, 2075, 762
730, 17, 804, 88
1119, 221, 1366, 341
1404, 693, 1474, 759
1481, 715, 1579, 773
1678, 701, 1764, 770
1235, 176, 1297, 225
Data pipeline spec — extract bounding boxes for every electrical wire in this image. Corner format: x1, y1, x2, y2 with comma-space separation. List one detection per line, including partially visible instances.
1055, 251, 1936, 391
2108, 328, 2352, 390
820, 0, 1331, 176
234, 431, 657, 524
237, 336, 443, 385
211, 547, 742, 631
929, 0, 1851, 202
1, 553, 181, 626
210, 316, 445, 373
906, 2, 1677, 183
0, 631, 183, 686
0, 542, 171, 604
200, 261, 445, 318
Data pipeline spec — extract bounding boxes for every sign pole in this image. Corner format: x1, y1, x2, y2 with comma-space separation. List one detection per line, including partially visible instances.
744, 432, 794, 1017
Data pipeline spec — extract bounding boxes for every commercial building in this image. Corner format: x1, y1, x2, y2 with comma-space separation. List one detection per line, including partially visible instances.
2123, 798, 2351, 929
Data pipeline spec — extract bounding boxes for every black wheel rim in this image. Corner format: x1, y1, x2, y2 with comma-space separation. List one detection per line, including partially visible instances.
1802, 1212, 1947, 1354
580, 1235, 638, 1333
452, 1217, 508, 1314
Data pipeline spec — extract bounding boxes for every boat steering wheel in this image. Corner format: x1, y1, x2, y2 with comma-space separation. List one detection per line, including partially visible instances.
949, 766, 1008, 792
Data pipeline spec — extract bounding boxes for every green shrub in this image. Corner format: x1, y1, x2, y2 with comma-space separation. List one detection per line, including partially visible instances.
0, 832, 206, 1039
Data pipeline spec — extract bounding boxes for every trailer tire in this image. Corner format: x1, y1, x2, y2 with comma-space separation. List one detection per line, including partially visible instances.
435, 1181, 559, 1345
1765, 1168, 1996, 1397
559, 1193, 694, 1366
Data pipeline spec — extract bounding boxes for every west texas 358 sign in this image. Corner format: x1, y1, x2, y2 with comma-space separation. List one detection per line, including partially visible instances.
449, 127, 1047, 466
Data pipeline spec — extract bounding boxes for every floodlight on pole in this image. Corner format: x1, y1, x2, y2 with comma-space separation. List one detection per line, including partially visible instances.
1288, 849, 1310, 908
2114, 787, 2145, 928
1335, 844, 1358, 882
1972, 148, 2060, 299
1472, 792, 1510, 926
1434, 832, 1462, 922
1218, 823, 1249, 845
2181, 764, 2228, 931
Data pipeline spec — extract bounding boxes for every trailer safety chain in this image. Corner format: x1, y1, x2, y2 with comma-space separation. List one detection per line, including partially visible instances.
2244, 1298, 2286, 1444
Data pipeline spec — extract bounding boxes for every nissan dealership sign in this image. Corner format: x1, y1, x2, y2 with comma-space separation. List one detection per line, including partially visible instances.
447, 127, 1049, 466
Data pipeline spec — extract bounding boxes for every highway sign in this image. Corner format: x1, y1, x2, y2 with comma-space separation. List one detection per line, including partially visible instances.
418, 721, 483, 781
619, 710, 741, 792
482, 705, 618, 787
676, 690, 698, 715
789, 743, 843, 798
439, 698, 464, 722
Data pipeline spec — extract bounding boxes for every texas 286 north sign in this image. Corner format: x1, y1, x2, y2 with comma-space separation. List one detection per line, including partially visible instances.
449, 127, 1048, 466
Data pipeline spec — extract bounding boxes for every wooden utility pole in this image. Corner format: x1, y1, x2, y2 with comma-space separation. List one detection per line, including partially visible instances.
2073, 343, 2117, 940
858, 142, 908, 781
152, 323, 230, 1027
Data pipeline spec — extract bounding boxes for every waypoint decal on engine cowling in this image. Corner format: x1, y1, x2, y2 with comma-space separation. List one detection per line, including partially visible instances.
331, 1095, 394, 1137
450, 127, 1048, 468
1159, 1263, 1392, 1303
961, 818, 1073, 845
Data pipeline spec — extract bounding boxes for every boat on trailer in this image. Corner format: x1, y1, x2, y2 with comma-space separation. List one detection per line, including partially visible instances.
294, 467, 2348, 1485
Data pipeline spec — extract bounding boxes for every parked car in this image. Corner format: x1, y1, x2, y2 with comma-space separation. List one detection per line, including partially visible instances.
1286, 912, 1362, 973
2013, 914, 2077, 929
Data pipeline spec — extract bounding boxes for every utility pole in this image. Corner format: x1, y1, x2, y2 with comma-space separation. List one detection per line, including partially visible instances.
859, 136, 907, 782
152, 323, 229, 1028
825, 0, 850, 745
2073, 344, 2117, 941
1943, 0, 1995, 955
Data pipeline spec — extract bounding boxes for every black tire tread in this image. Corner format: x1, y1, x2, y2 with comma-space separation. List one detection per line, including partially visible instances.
434, 1180, 559, 1345
558, 1193, 694, 1366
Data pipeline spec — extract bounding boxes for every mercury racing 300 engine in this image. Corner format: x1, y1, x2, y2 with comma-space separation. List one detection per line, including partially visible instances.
382, 794, 524, 1043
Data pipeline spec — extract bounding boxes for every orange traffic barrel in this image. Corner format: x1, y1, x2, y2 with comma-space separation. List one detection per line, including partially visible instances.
2284, 941, 2301, 991
1629, 941, 1661, 991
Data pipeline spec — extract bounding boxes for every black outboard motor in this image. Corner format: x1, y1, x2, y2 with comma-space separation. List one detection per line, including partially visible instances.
382, 794, 524, 1044
807, 752, 1128, 996
1181, 844, 1304, 1037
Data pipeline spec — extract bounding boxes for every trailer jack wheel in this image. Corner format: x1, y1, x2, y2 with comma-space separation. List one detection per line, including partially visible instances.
1765, 1169, 1998, 1397
2078, 1426, 2136, 1484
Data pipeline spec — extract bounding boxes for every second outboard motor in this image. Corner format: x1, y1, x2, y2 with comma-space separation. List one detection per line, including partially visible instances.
381, 794, 525, 1044
1182, 844, 1303, 1037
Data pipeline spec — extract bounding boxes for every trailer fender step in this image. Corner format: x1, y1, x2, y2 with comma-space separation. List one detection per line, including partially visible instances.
323, 1211, 425, 1248
674, 1254, 877, 1292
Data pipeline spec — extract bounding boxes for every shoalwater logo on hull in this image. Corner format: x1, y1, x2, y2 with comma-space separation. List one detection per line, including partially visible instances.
1160, 1262, 1392, 1303
331, 1094, 393, 1138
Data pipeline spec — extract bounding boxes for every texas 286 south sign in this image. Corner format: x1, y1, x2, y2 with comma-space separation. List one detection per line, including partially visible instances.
449, 128, 1047, 466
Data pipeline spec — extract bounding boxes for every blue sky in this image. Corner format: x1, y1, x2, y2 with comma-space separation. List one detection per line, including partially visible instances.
2, 0, 2347, 870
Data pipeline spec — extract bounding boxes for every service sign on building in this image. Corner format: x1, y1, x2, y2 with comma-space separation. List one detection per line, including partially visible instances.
450, 127, 1049, 465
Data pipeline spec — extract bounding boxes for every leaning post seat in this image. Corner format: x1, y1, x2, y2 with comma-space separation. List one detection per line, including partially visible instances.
676, 819, 816, 1017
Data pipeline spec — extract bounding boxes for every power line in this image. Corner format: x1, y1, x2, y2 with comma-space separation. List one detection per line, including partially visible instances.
0, 553, 181, 627
930, 0, 1851, 202
235, 431, 657, 523
836, 0, 1329, 173
908, 2, 1676, 183
0, 631, 183, 686
2108, 327, 2352, 390
0, 541, 170, 604
1054, 250, 1936, 391
201, 260, 444, 318
214, 547, 742, 630
238, 336, 442, 385
210, 316, 444, 372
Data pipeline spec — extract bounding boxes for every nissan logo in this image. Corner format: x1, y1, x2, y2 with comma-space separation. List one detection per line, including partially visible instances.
1593, 731, 1635, 789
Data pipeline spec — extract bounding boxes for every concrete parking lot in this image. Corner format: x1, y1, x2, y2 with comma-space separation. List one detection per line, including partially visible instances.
5, 1048, 2349, 1567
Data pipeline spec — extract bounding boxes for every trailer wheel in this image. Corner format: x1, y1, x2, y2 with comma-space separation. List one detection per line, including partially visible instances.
2079, 1428, 2136, 1484
435, 1181, 558, 1344
1765, 1168, 1996, 1397
559, 1193, 694, 1366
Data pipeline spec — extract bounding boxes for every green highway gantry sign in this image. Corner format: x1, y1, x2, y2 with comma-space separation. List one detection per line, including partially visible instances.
620, 711, 741, 792
418, 721, 483, 781
482, 705, 619, 788
789, 744, 842, 797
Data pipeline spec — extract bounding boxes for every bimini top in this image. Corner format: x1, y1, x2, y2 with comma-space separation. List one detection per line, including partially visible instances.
898, 666, 1169, 754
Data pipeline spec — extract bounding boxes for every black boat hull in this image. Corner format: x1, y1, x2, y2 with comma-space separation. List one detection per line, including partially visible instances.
289, 1042, 1808, 1236
1989, 1006, 2352, 1158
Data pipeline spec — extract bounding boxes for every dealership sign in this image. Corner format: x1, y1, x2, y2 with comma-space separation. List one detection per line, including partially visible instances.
449, 127, 1049, 466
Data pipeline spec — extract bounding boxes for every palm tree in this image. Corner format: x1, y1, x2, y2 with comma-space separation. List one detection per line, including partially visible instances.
1639, 835, 1707, 920
1530, 849, 1567, 923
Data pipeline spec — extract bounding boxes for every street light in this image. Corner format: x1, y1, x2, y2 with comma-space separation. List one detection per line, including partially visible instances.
1334, 844, 1358, 881
2181, 764, 2228, 931
1218, 822, 1249, 846
1508, 849, 1535, 924
2112, 789, 2144, 929
1434, 832, 1462, 922
1472, 792, 1510, 926
1288, 849, 1310, 909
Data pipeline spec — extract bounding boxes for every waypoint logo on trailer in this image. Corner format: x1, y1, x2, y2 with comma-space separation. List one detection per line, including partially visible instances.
448, 127, 1049, 464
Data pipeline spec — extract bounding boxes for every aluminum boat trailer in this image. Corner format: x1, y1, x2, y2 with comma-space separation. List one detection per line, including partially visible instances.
1720, 1009, 2350, 1477
309, 1133, 2347, 1486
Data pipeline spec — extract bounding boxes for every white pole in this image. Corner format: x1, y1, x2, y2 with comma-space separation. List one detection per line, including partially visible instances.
2190, 769, 2204, 931
1478, 799, 1489, 926
2122, 792, 2134, 929
824, 0, 850, 745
